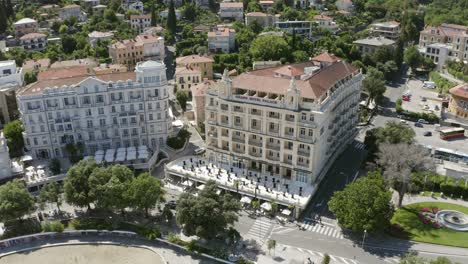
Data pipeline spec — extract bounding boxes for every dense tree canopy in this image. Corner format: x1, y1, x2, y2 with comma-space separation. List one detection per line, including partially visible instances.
3, 120, 24, 157
249, 35, 290, 61
362, 67, 386, 107
176, 180, 241, 240
0, 180, 35, 222
127, 173, 165, 217
64, 159, 99, 210
39, 182, 63, 212
328, 171, 394, 233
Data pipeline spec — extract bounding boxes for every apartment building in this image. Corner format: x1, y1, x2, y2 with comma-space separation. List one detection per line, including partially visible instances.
19, 33, 48, 51
130, 14, 152, 34
0, 60, 23, 125
17, 61, 172, 159
82, 0, 100, 8
275, 21, 314, 39
176, 55, 214, 80
370, 21, 400, 40
219, 2, 244, 20
313, 15, 339, 33
190, 80, 213, 126
88, 31, 114, 47
59, 5, 86, 22
13, 18, 38, 38
204, 52, 362, 184
174, 66, 202, 92
122, 0, 144, 13
418, 24, 468, 69
335, 0, 353, 12
208, 26, 236, 53
109, 34, 165, 67
245, 12, 280, 28
353, 37, 396, 55
22, 59, 51, 73
448, 83, 468, 120
259, 0, 274, 11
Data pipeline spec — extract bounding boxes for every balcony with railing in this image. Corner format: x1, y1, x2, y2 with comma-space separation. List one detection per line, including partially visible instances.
266, 153, 280, 161
285, 115, 295, 122
248, 138, 262, 147
268, 112, 280, 119
233, 121, 243, 129
250, 109, 262, 116
232, 135, 245, 143
284, 130, 295, 139
249, 148, 262, 157
266, 142, 280, 151
233, 106, 244, 113
207, 130, 218, 138
298, 134, 314, 143
220, 104, 229, 111
233, 147, 245, 154
297, 161, 309, 168
268, 127, 279, 135
297, 148, 310, 157
220, 118, 229, 126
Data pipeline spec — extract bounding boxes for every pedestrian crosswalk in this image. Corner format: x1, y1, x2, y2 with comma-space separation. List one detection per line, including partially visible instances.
246, 219, 273, 241
353, 141, 365, 150
301, 220, 344, 239
295, 247, 358, 264
382, 257, 400, 264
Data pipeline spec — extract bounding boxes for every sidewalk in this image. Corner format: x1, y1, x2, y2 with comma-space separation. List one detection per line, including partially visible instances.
402, 194, 468, 207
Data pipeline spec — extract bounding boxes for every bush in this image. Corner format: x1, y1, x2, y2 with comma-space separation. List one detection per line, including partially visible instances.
429, 71, 455, 94
166, 128, 191, 149
399, 110, 439, 123
49, 158, 61, 175
42, 221, 64, 232
395, 98, 403, 113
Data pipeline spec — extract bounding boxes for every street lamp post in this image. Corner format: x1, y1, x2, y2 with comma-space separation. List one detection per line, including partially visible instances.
361, 229, 367, 248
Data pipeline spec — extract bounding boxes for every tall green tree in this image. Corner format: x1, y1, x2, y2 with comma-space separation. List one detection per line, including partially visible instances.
362, 67, 386, 107
127, 173, 165, 217
0, 2, 7, 33
39, 182, 63, 212
249, 35, 290, 61
328, 171, 394, 233
404, 46, 422, 73
0, 180, 35, 222
64, 159, 99, 210
176, 90, 189, 111
167, 0, 177, 34
364, 121, 415, 162
3, 120, 25, 157
89, 165, 134, 214
394, 39, 404, 69
150, 1, 157, 26
176, 180, 241, 240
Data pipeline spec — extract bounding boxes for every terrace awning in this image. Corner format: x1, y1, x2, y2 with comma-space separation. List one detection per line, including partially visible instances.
240, 196, 252, 204
281, 209, 292, 216
261, 202, 272, 211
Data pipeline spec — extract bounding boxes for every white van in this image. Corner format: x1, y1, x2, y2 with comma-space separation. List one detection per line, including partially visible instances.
423, 81, 436, 89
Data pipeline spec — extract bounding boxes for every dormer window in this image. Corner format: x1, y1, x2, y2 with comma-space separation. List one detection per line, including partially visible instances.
108, 82, 114, 88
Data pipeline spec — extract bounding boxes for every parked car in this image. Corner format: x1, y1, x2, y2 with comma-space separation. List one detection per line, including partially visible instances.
194, 147, 205, 155
166, 200, 177, 209
423, 131, 432, 136
415, 122, 423, 128
423, 81, 436, 89
402, 97, 411, 102
400, 120, 408, 125
418, 119, 429, 124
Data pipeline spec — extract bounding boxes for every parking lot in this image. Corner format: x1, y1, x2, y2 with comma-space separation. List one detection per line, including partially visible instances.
405, 121, 468, 154
401, 79, 444, 117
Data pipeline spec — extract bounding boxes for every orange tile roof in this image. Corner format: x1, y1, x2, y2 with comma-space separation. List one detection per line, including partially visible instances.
20, 33, 46, 40
450, 83, 468, 99
19, 72, 137, 96
38, 66, 90, 81
246, 12, 268, 17
175, 66, 201, 75
208, 27, 235, 37
176, 55, 214, 64
130, 14, 151, 20
231, 60, 358, 100
314, 15, 333, 20
62, 4, 80, 9
220, 2, 243, 8
312, 51, 339, 63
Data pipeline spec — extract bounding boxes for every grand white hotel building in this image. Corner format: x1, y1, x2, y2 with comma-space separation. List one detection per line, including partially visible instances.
17, 61, 172, 159
205, 52, 362, 185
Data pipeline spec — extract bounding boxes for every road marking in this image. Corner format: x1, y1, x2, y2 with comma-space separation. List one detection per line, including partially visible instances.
340, 257, 350, 264
332, 230, 338, 238
297, 248, 304, 253
330, 255, 337, 261
315, 252, 324, 257
312, 224, 320, 232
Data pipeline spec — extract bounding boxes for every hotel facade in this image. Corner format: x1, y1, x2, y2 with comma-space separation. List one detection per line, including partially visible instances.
17, 61, 172, 159
204, 52, 362, 185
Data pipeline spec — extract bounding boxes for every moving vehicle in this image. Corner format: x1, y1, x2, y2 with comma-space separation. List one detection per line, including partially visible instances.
194, 147, 206, 155
415, 122, 423, 128
423, 131, 432, 136
439, 127, 465, 140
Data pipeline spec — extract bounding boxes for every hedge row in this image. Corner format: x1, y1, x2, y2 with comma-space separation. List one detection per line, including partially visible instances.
395, 99, 439, 123
411, 172, 468, 199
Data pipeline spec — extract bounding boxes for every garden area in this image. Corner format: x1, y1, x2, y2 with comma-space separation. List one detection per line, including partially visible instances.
391, 202, 468, 247
166, 127, 191, 150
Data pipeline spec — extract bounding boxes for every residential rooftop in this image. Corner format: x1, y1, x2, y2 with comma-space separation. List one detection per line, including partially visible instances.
449, 83, 468, 99
176, 55, 214, 64
14, 18, 37, 25
353, 37, 396, 46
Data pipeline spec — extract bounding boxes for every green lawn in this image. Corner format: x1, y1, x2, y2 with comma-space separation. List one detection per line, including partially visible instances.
391, 202, 468, 248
